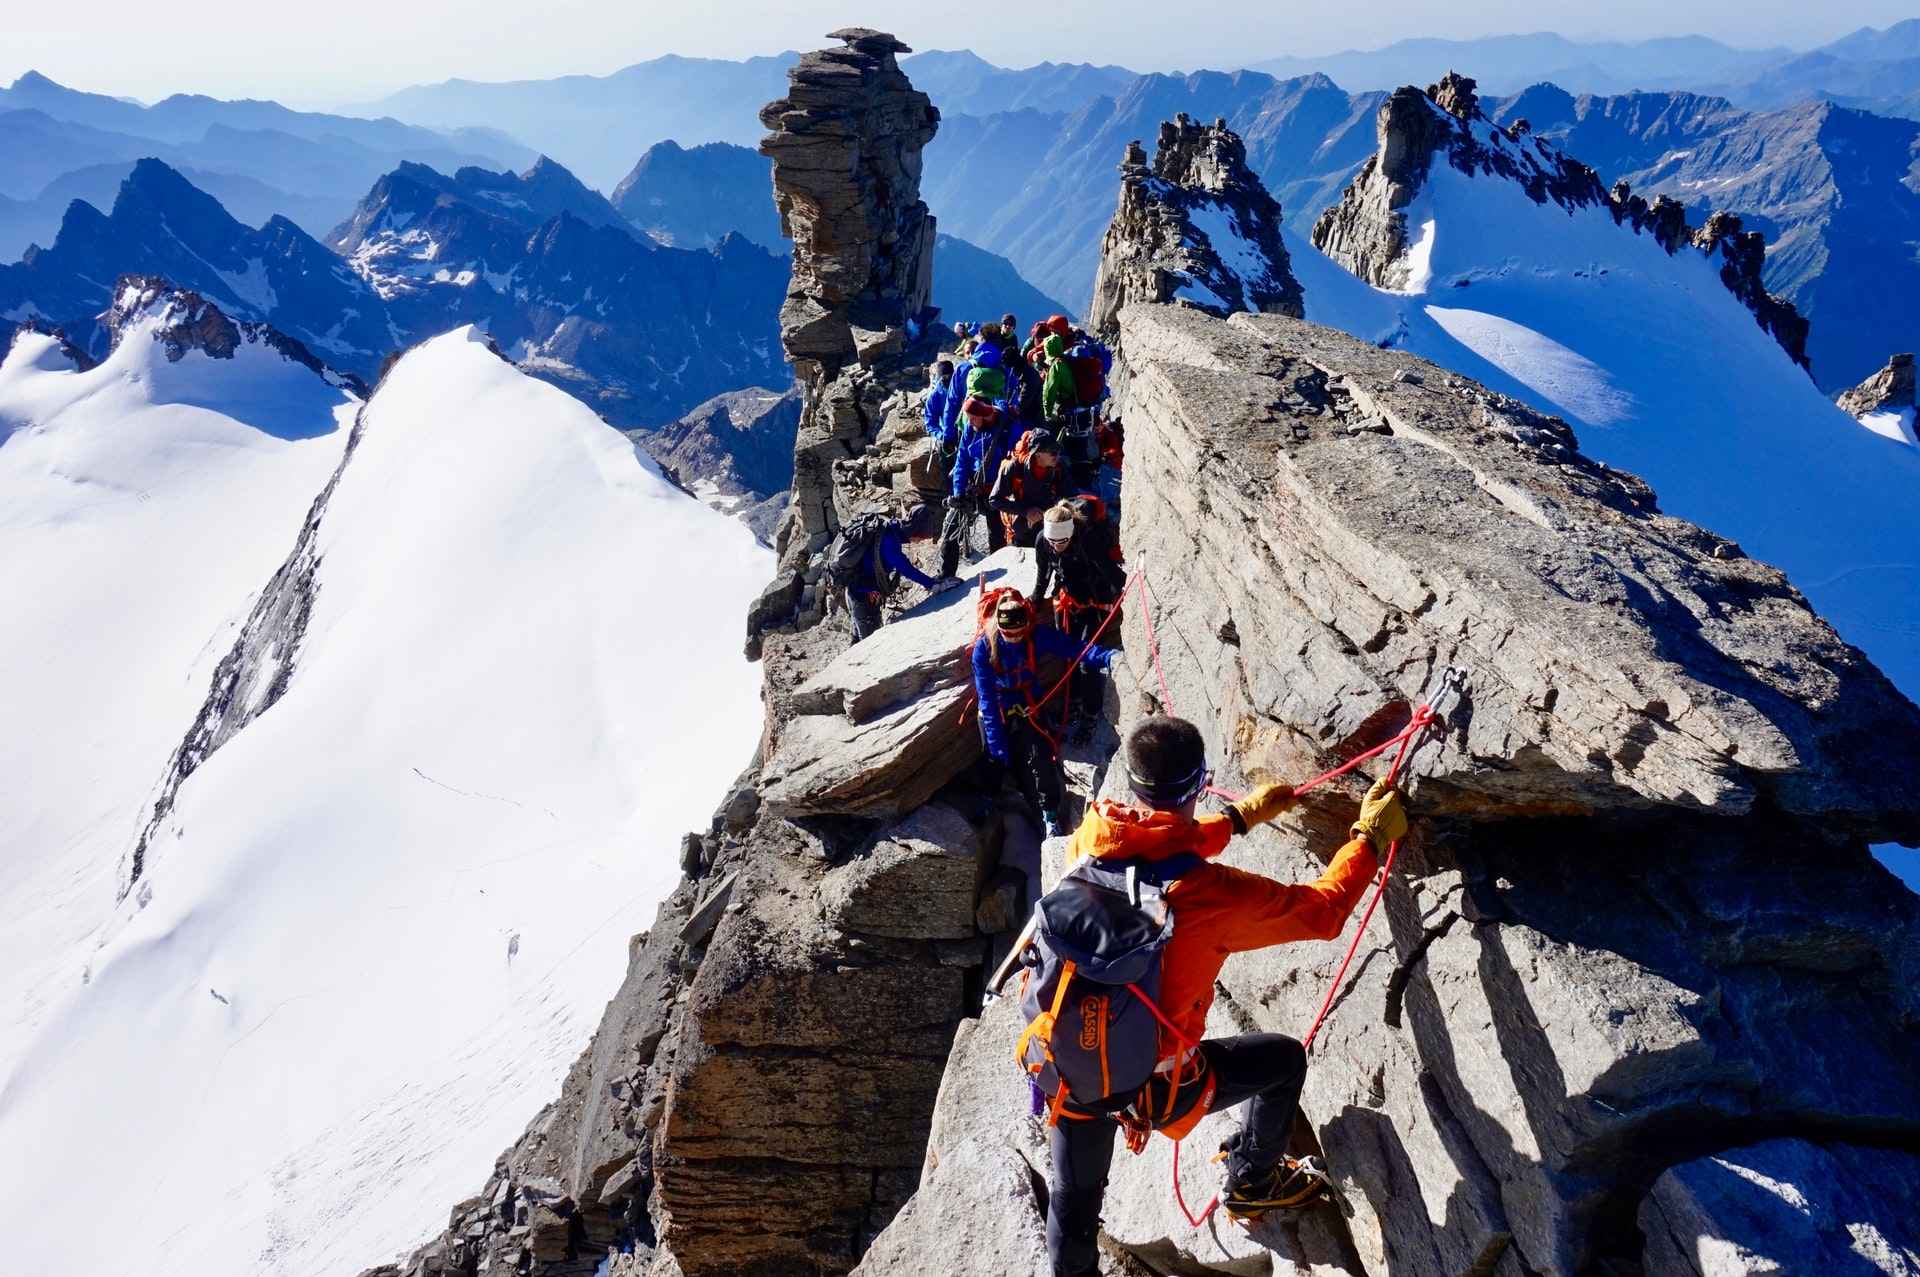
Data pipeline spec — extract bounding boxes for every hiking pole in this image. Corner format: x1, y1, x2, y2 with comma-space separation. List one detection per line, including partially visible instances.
983, 910, 1039, 1003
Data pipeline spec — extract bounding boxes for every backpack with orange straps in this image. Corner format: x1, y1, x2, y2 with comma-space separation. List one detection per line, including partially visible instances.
1014, 853, 1201, 1126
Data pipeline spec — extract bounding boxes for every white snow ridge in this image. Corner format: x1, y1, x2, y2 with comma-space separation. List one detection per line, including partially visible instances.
0, 325, 770, 1276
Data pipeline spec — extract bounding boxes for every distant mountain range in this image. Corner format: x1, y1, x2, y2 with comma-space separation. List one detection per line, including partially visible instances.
0, 71, 535, 256
606, 138, 1072, 323
0, 156, 788, 427
351, 54, 799, 190
335, 24, 1920, 194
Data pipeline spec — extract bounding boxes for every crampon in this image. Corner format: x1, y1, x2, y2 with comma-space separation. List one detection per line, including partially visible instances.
1217, 1153, 1331, 1221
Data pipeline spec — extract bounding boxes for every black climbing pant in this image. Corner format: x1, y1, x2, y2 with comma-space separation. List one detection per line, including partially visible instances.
1061, 604, 1113, 728
847, 588, 884, 642
982, 714, 1066, 831
1045, 1033, 1309, 1277
940, 493, 1006, 578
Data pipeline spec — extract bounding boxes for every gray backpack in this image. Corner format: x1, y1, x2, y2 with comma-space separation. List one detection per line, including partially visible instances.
1014, 853, 1200, 1122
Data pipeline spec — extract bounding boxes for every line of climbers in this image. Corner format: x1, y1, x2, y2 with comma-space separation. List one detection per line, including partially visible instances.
828, 312, 1128, 835
824, 308, 1424, 1273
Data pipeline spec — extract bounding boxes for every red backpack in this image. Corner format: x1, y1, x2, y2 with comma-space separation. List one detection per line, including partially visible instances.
1069, 350, 1105, 406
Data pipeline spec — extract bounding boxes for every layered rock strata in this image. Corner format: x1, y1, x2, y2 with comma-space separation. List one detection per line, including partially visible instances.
1088, 115, 1304, 337
749, 28, 943, 656
859, 303, 1920, 1277
1311, 73, 1811, 367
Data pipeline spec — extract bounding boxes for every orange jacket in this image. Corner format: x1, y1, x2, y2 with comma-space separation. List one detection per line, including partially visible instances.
1065, 799, 1379, 1052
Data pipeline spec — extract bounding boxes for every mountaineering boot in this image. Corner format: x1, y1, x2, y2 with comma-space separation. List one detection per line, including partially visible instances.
1219, 1132, 1329, 1219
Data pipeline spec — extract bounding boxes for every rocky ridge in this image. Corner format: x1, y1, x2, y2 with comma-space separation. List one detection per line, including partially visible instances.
1311, 73, 1812, 367
357, 56, 1920, 1277
634, 384, 802, 543
858, 300, 1920, 1277
1087, 113, 1305, 337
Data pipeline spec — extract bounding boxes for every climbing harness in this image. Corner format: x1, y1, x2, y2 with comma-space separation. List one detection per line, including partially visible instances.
1128, 576, 1466, 1229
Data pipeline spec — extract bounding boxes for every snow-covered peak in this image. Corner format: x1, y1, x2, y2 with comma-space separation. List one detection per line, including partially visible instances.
0, 323, 770, 1277
102, 274, 367, 395
1312, 73, 1809, 366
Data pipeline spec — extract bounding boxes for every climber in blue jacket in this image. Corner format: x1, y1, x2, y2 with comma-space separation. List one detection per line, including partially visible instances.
941, 395, 1014, 577
943, 347, 980, 435
924, 359, 957, 451
972, 590, 1115, 836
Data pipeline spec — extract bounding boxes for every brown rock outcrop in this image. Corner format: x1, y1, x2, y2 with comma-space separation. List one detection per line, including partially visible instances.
859, 303, 1920, 1277
748, 29, 942, 657
1087, 115, 1303, 337
1838, 351, 1917, 418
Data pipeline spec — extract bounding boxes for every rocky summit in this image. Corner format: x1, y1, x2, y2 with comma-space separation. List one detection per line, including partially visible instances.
856, 302, 1920, 1277
1087, 113, 1304, 336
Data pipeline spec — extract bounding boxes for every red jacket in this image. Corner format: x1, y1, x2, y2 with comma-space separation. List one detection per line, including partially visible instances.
1065, 800, 1379, 1051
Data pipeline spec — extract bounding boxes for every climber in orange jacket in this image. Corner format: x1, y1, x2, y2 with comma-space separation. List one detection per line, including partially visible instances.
1045, 715, 1407, 1277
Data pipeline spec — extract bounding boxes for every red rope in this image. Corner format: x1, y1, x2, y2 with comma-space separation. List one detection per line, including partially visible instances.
1131, 567, 1443, 1230
1138, 572, 1176, 713
1299, 703, 1432, 1053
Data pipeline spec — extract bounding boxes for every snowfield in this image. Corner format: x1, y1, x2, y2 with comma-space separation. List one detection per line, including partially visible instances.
0, 324, 770, 1276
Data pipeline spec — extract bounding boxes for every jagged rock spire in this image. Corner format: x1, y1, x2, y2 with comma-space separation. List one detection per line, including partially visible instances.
1087, 114, 1303, 337
758, 29, 938, 373
748, 32, 940, 658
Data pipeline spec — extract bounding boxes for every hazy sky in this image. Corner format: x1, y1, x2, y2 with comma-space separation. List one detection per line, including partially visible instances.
3, 0, 1912, 107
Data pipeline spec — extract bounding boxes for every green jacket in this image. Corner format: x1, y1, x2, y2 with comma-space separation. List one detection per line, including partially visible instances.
1042, 334, 1077, 421
967, 363, 1008, 402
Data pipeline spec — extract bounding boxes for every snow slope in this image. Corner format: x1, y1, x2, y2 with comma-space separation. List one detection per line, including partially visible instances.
0, 318, 356, 1070
1287, 164, 1920, 712
0, 327, 770, 1275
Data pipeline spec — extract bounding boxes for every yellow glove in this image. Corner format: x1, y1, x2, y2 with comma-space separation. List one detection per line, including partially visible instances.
1230, 782, 1296, 829
1351, 776, 1408, 846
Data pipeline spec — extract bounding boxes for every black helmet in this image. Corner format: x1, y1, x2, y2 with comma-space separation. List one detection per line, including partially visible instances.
995, 593, 1035, 640
1125, 717, 1210, 808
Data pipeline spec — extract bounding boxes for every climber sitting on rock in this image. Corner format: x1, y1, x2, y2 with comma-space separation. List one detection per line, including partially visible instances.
825, 501, 951, 643
991, 429, 1071, 550
1038, 717, 1407, 1276
1034, 498, 1126, 743
973, 590, 1115, 838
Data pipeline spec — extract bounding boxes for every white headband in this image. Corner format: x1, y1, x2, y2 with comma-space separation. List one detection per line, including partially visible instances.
1043, 517, 1075, 541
